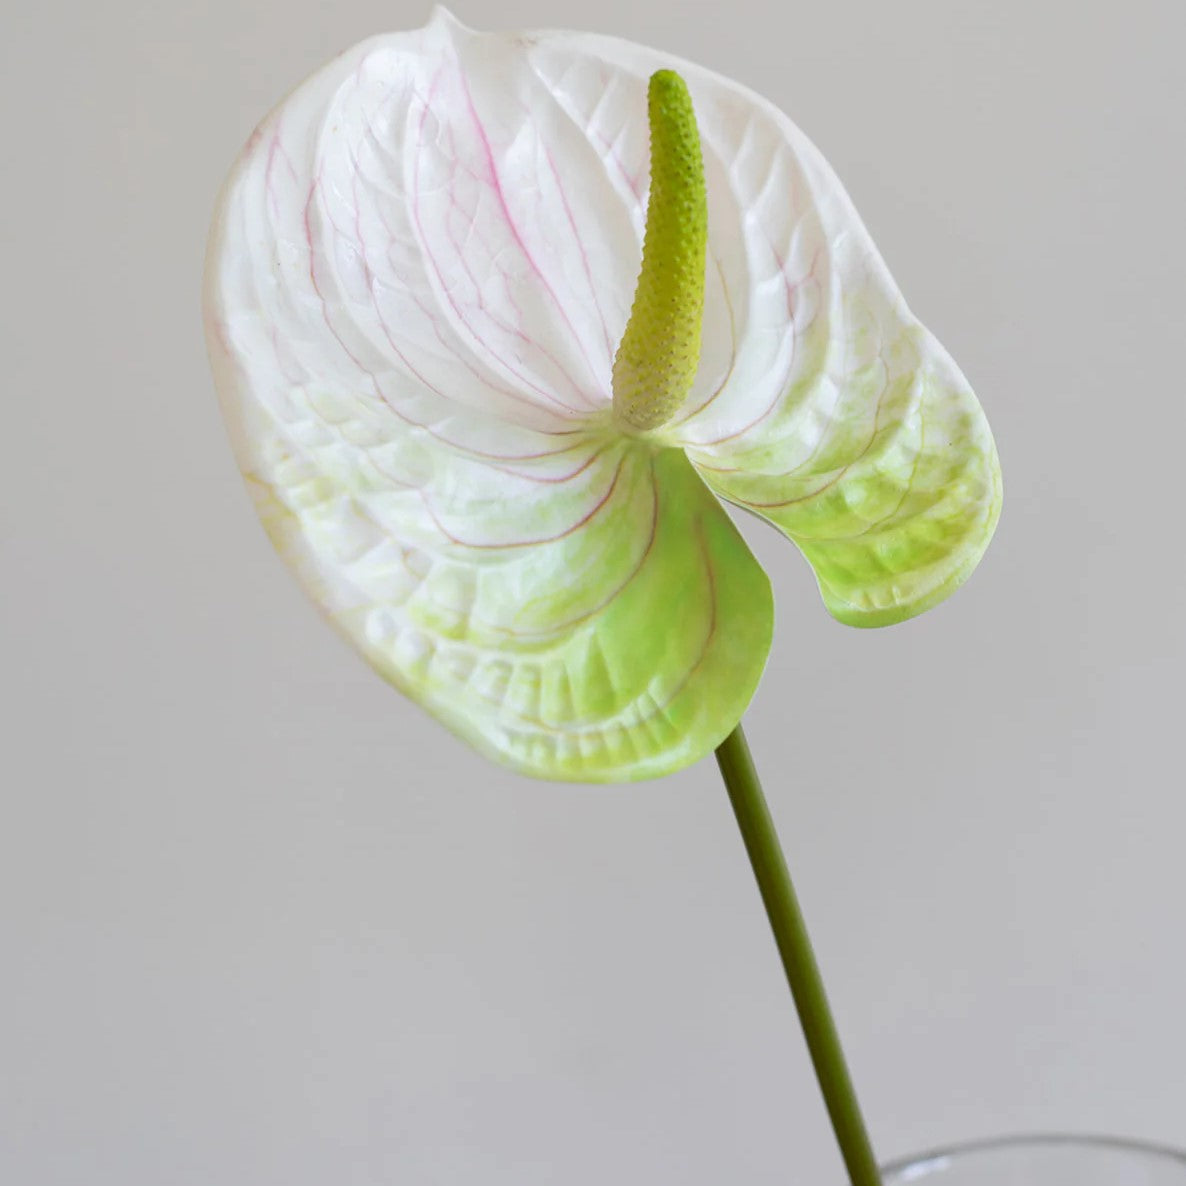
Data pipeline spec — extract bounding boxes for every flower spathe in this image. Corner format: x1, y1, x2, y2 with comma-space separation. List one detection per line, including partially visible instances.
203, 7, 1001, 782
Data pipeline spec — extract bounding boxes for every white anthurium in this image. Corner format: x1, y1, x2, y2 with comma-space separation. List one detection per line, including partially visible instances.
203, 7, 1001, 783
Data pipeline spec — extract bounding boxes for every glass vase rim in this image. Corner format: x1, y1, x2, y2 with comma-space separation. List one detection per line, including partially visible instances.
883, 1132, 1186, 1176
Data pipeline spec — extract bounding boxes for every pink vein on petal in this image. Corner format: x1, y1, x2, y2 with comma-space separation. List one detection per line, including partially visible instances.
544, 145, 615, 364
435, 121, 600, 410
322, 69, 598, 450
409, 70, 596, 418
690, 239, 815, 450
337, 125, 588, 439
454, 63, 607, 403
421, 451, 628, 550
469, 454, 660, 639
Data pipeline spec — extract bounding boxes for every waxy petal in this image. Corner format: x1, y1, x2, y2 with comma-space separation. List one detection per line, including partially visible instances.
675, 91, 1001, 627
530, 30, 1001, 625
204, 12, 772, 781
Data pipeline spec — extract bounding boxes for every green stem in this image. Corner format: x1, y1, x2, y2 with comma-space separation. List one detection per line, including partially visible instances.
715, 723, 882, 1186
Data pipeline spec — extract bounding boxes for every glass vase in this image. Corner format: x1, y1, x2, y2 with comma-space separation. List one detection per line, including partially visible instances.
882, 1135, 1186, 1186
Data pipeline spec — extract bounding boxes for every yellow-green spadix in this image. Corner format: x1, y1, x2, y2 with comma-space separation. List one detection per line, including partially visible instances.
203, 7, 1001, 782
612, 70, 708, 433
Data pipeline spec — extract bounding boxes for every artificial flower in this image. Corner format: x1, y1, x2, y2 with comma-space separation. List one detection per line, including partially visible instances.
203, 7, 1000, 782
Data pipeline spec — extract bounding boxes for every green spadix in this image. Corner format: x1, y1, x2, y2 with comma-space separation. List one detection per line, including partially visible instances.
612, 70, 709, 433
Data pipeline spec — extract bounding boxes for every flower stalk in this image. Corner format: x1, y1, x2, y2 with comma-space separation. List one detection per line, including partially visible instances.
716, 724, 883, 1186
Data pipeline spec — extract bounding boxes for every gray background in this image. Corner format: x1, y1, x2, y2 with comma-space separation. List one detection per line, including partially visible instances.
4, 1, 1184, 1183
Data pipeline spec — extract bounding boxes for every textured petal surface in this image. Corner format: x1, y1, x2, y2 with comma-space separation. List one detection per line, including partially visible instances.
203, 11, 772, 781
529, 28, 1002, 626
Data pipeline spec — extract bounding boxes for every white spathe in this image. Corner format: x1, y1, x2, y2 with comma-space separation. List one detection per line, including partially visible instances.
203, 8, 1000, 781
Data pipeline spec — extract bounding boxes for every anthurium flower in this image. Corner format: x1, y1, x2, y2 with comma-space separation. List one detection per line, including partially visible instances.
203, 7, 1001, 783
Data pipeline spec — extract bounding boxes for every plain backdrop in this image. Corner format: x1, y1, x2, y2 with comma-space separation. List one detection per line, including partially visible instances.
4, 1, 1184, 1183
